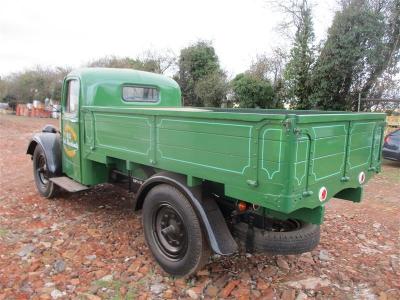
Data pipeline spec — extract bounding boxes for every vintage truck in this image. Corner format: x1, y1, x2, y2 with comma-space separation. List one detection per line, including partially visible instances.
27, 68, 386, 276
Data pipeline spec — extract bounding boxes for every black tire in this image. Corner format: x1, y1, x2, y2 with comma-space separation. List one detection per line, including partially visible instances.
32, 145, 58, 198
233, 220, 320, 255
142, 184, 210, 277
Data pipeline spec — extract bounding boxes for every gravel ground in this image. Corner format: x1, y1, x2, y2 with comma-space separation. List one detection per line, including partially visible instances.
0, 114, 399, 300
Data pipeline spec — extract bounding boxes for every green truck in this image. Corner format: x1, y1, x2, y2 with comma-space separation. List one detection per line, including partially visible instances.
27, 68, 386, 276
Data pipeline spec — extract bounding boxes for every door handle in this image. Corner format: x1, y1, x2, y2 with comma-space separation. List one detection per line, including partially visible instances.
63, 118, 78, 123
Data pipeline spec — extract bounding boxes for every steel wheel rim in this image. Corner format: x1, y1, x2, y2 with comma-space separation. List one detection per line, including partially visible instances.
152, 203, 188, 260
268, 219, 301, 232
263, 218, 302, 232
36, 153, 49, 186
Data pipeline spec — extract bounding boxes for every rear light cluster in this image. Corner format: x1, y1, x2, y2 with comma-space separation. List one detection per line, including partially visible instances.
384, 136, 391, 144
236, 201, 259, 212
237, 201, 248, 212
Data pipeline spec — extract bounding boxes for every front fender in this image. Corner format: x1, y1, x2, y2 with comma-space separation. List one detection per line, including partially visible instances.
27, 132, 62, 175
135, 172, 238, 255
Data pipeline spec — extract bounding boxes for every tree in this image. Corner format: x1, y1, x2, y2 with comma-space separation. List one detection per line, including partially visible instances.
249, 48, 287, 106
87, 50, 176, 74
231, 73, 275, 108
0, 77, 7, 102
1, 66, 70, 105
249, 48, 287, 85
87, 56, 140, 69
138, 49, 176, 74
281, 0, 315, 109
176, 41, 226, 106
194, 72, 228, 107
312, 0, 400, 110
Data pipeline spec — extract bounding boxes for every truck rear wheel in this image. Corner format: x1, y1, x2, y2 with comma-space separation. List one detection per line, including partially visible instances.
33, 145, 58, 198
233, 219, 320, 255
142, 184, 210, 277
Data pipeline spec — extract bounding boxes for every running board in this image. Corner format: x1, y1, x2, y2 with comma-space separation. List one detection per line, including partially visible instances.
50, 176, 89, 192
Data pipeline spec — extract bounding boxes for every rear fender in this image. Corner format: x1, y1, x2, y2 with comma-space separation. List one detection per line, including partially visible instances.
135, 172, 238, 255
26, 131, 62, 176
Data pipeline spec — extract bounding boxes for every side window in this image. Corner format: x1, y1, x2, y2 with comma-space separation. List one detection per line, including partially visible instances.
122, 86, 159, 102
66, 80, 79, 114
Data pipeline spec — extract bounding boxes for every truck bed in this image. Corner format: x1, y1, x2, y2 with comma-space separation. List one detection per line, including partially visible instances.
80, 106, 386, 223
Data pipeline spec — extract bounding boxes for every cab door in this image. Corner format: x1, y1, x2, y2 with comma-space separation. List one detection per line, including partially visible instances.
61, 78, 81, 182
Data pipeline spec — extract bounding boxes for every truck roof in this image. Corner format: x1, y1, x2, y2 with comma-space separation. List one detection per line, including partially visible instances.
68, 67, 180, 89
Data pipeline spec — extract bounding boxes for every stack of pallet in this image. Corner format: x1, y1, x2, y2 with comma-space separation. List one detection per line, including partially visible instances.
15, 104, 52, 118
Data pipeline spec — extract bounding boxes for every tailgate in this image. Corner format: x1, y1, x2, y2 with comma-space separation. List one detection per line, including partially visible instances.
294, 116, 385, 194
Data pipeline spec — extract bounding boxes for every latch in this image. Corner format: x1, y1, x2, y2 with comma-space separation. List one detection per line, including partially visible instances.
246, 179, 258, 187
282, 118, 292, 132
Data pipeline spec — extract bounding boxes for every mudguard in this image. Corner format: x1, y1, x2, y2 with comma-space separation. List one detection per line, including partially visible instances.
26, 131, 62, 176
135, 172, 238, 255
42, 124, 58, 134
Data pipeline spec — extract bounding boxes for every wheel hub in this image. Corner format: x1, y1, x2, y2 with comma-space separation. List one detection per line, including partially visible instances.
154, 204, 188, 259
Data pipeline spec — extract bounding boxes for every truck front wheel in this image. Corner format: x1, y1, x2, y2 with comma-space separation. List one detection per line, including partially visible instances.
32, 145, 58, 198
142, 184, 210, 277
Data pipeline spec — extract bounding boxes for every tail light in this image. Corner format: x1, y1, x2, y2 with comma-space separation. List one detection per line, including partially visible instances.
384, 136, 391, 144
237, 201, 248, 212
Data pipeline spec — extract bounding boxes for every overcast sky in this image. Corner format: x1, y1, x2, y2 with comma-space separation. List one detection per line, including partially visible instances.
0, 0, 337, 78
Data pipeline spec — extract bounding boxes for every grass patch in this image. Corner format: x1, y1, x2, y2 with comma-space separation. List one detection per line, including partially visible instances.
380, 168, 400, 183
0, 228, 8, 237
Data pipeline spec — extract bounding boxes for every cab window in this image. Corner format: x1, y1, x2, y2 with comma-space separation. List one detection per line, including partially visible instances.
66, 80, 79, 114
122, 86, 159, 102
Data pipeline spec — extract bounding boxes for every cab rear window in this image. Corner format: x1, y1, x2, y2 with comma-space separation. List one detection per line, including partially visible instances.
122, 86, 160, 102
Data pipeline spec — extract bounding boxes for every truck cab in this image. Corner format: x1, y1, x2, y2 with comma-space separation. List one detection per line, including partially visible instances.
61, 68, 181, 185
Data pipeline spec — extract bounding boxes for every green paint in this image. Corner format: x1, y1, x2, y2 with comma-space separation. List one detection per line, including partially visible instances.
187, 176, 202, 187
60, 68, 386, 224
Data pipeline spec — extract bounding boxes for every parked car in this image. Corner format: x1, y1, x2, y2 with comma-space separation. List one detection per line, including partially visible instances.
382, 129, 400, 162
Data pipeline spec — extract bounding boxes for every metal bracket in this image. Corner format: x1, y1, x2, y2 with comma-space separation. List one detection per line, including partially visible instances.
302, 190, 314, 197
246, 179, 258, 187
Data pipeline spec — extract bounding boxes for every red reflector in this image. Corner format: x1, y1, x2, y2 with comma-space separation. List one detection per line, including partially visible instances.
358, 172, 366, 184
319, 187, 328, 202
